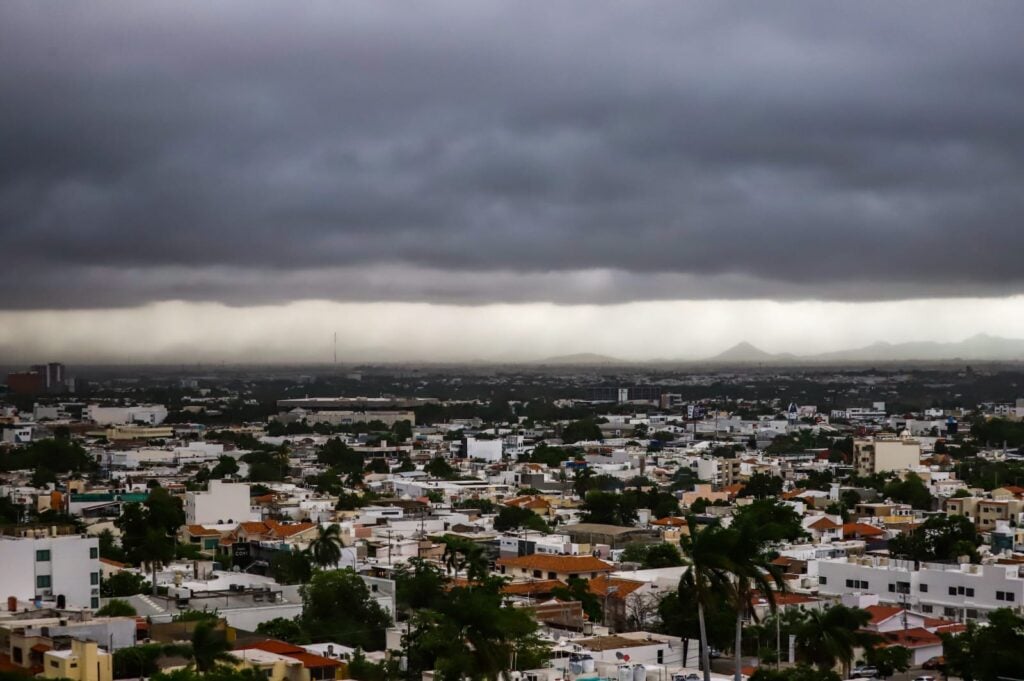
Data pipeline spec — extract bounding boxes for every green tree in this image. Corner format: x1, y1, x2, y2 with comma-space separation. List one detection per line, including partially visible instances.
620, 542, 684, 568
255, 617, 309, 644
425, 457, 457, 479
725, 523, 787, 681
940, 608, 1024, 681
791, 605, 879, 677
101, 571, 151, 597
395, 557, 448, 612
731, 499, 808, 544
300, 569, 392, 649
581, 490, 637, 525
561, 419, 603, 444
889, 513, 980, 564
883, 472, 933, 510
306, 523, 344, 568
551, 577, 603, 622
678, 520, 737, 681
738, 473, 783, 499
270, 549, 313, 584
96, 598, 137, 616
862, 645, 911, 679
113, 643, 165, 679
493, 505, 550, 533
172, 620, 234, 672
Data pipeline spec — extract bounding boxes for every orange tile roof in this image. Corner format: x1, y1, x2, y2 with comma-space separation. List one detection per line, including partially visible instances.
100, 557, 130, 568
842, 522, 885, 537
286, 652, 343, 669
500, 580, 567, 595
588, 575, 646, 599
866, 604, 905, 625
239, 521, 270, 534
651, 517, 687, 527
808, 517, 841, 530
497, 554, 613, 573
237, 641, 305, 655
186, 525, 222, 536
879, 627, 942, 649
266, 520, 317, 538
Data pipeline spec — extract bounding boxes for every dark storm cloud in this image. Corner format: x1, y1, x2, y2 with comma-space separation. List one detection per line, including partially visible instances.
2, 1, 1024, 309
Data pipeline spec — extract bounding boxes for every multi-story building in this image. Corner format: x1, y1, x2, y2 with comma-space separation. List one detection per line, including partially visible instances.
817, 555, 1024, 621
185, 479, 253, 525
0, 535, 101, 609
854, 435, 921, 476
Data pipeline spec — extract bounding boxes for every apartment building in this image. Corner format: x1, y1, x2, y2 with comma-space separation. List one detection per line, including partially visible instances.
185, 479, 253, 525
41, 639, 112, 681
944, 496, 1024, 531
0, 535, 101, 609
854, 435, 921, 476
817, 555, 1024, 621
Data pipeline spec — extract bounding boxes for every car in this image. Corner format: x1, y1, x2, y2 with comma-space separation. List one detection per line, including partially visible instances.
707, 648, 722, 659
913, 676, 936, 681
921, 656, 945, 670
849, 667, 878, 679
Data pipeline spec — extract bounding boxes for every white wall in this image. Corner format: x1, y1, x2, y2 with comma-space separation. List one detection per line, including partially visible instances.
185, 480, 252, 525
0, 535, 100, 608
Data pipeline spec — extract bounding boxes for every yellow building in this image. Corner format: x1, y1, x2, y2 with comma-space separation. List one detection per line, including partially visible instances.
42, 639, 113, 681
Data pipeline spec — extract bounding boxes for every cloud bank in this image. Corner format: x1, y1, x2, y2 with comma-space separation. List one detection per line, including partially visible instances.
3, 2, 1024, 309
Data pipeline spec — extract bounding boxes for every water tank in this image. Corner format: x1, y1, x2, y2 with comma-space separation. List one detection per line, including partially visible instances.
633, 664, 647, 681
618, 665, 632, 681
581, 656, 595, 673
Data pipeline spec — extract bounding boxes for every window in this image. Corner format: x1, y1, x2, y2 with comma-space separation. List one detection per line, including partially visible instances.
858, 580, 869, 590
90, 547, 99, 559
1009, 592, 1016, 602
819, 576, 828, 585
966, 588, 974, 597
550, 572, 558, 579
888, 584, 895, 593
944, 607, 957, 617
949, 586, 957, 596
657, 649, 664, 664
921, 604, 933, 613
91, 597, 99, 609
36, 550, 51, 562
36, 575, 51, 588
50, 661, 60, 669
920, 583, 928, 592
997, 591, 1007, 601
846, 579, 854, 588
90, 572, 99, 585
532, 570, 542, 579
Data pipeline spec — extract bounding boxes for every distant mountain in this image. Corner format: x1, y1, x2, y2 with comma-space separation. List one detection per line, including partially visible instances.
535, 352, 626, 365
808, 333, 1024, 362
708, 341, 793, 363
702, 334, 1024, 364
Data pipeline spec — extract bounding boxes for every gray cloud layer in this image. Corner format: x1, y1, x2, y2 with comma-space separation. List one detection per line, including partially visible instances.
2, 1, 1024, 309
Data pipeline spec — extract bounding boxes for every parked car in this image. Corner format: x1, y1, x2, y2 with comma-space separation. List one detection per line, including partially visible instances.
922, 656, 945, 670
913, 675, 936, 681
849, 666, 878, 679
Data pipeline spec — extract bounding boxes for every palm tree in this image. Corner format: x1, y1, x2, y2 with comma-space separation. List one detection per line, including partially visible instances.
441, 536, 488, 583
725, 525, 788, 681
792, 605, 880, 677
678, 519, 736, 681
307, 523, 344, 569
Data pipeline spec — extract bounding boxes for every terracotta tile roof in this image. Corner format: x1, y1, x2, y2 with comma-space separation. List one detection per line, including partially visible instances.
239, 521, 270, 534
842, 522, 885, 537
808, 517, 841, 530
286, 652, 343, 669
497, 554, 614, 573
100, 557, 130, 568
880, 627, 942, 649
266, 520, 317, 538
650, 516, 687, 527
588, 575, 646, 599
866, 604, 905, 625
500, 580, 567, 595
185, 525, 222, 536
237, 641, 306, 655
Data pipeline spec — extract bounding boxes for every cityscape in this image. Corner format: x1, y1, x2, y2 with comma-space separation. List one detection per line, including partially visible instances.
4, 3, 1024, 681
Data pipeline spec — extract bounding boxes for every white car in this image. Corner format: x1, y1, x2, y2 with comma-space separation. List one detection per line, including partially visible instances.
913, 676, 935, 681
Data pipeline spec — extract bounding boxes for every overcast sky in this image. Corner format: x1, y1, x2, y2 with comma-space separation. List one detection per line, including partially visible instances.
2, 2, 1023, 362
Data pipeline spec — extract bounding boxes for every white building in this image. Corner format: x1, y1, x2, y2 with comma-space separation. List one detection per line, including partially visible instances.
185, 480, 254, 525
86, 404, 168, 426
0, 535, 101, 609
817, 555, 1024, 621
854, 435, 921, 476
465, 436, 503, 462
